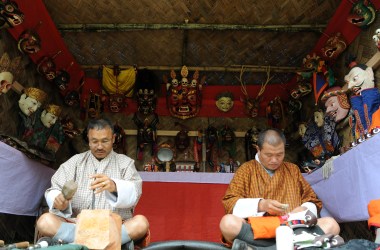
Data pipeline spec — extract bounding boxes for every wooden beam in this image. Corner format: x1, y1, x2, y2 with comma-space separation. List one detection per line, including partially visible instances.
366, 51, 380, 69
124, 129, 246, 138
82, 65, 309, 73
57, 23, 326, 33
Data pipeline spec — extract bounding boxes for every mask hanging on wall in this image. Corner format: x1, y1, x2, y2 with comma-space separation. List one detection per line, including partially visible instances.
17, 22, 42, 54
0, 52, 21, 95
132, 68, 160, 161
166, 66, 205, 119
347, 0, 376, 29
0, 0, 24, 29
320, 32, 347, 61
215, 91, 234, 112
37, 51, 62, 81
174, 122, 190, 152
54, 62, 74, 91
244, 126, 260, 161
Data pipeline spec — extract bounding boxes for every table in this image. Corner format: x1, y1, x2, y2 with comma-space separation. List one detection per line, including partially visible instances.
134, 172, 233, 242
304, 133, 380, 223
0, 142, 55, 216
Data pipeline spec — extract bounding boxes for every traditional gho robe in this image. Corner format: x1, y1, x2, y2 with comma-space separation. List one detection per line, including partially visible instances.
46, 150, 142, 220
222, 159, 322, 215
222, 159, 322, 240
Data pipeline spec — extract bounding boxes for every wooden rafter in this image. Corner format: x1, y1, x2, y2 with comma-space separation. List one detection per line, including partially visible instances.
57, 23, 327, 33
81, 65, 310, 73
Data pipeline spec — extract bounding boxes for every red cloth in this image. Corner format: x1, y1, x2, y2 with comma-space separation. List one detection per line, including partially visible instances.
7, 0, 84, 94
134, 182, 228, 242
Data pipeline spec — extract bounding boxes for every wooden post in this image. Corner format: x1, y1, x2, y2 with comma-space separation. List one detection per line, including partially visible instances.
366, 51, 380, 69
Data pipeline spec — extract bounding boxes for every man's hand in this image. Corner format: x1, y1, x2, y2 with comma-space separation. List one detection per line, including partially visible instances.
258, 199, 289, 215
90, 173, 117, 194
53, 193, 69, 211
290, 206, 307, 214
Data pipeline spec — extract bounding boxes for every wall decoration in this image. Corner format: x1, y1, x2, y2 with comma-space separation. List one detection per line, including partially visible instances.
113, 121, 126, 154
133, 68, 160, 161
320, 32, 347, 60
0, 0, 24, 29
290, 77, 312, 100
347, 0, 376, 29
37, 51, 61, 81
240, 66, 272, 118
0, 52, 21, 95
266, 96, 286, 130
321, 86, 350, 123
166, 66, 205, 119
17, 25, 41, 54
301, 109, 340, 172
54, 62, 73, 92
345, 64, 380, 139
299, 53, 335, 105
174, 122, 190, 152
102, 65, 136, 112
244, 126, 261, 161
372, 28, 380, 50
215, 91, 234, 112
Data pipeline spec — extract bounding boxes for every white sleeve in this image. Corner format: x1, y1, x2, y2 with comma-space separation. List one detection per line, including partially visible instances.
301, 202, 318, 217
46, 189, 73, 218
232, 198, 266, 218
105, 178, 138, 208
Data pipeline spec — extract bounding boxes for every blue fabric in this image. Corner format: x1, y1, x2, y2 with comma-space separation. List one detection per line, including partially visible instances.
350, 88, 380, 134
53, 222, 75, 243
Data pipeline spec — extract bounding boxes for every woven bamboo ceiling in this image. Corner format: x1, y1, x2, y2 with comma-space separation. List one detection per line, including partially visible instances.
43, 0, 341, 85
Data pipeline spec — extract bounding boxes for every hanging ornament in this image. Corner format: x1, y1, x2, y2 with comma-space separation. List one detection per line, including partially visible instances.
17, 21, 42, 54
37, 51, 62, 81
0, 0, 24, 29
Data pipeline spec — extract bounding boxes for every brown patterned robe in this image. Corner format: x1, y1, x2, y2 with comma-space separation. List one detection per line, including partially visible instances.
222, 159, 322, 215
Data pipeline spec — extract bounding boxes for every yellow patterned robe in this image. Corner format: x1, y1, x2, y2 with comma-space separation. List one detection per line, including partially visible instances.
222, 160, 322, 215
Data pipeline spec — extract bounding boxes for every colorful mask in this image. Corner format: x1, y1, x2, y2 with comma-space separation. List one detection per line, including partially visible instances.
37, 56, 56, 81
18, 87, 47, 116
244, 126, 260, 161
85, 92, 103, 119
320, 33, 347, 60
133, 112, 159, 160
113, 123, 126, 154
64, 90, 80, 107
290, 79, 312, 99
266, 97, 285, 129
175, 123, 190, 152
298, 123, 307, 138
302, 114, 339, 160
54, 69, 70, 91
0, 71, 12, 95
242, 96, 261, 118
216, 92, 234, 112
109, 93, 125, 113
137, 88, 155, 115
167, 66, 204, 119
134, 68, 159, 116
0, 0, 24, 29
17, 29, 41, 54
61, 116, 80, 139
321, 87, 350, 123
41, 104, 61, 128
347, 0, 376, 29
220, 125, 236, 158
345, 64, 374, 94
0, 52, 21, 95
